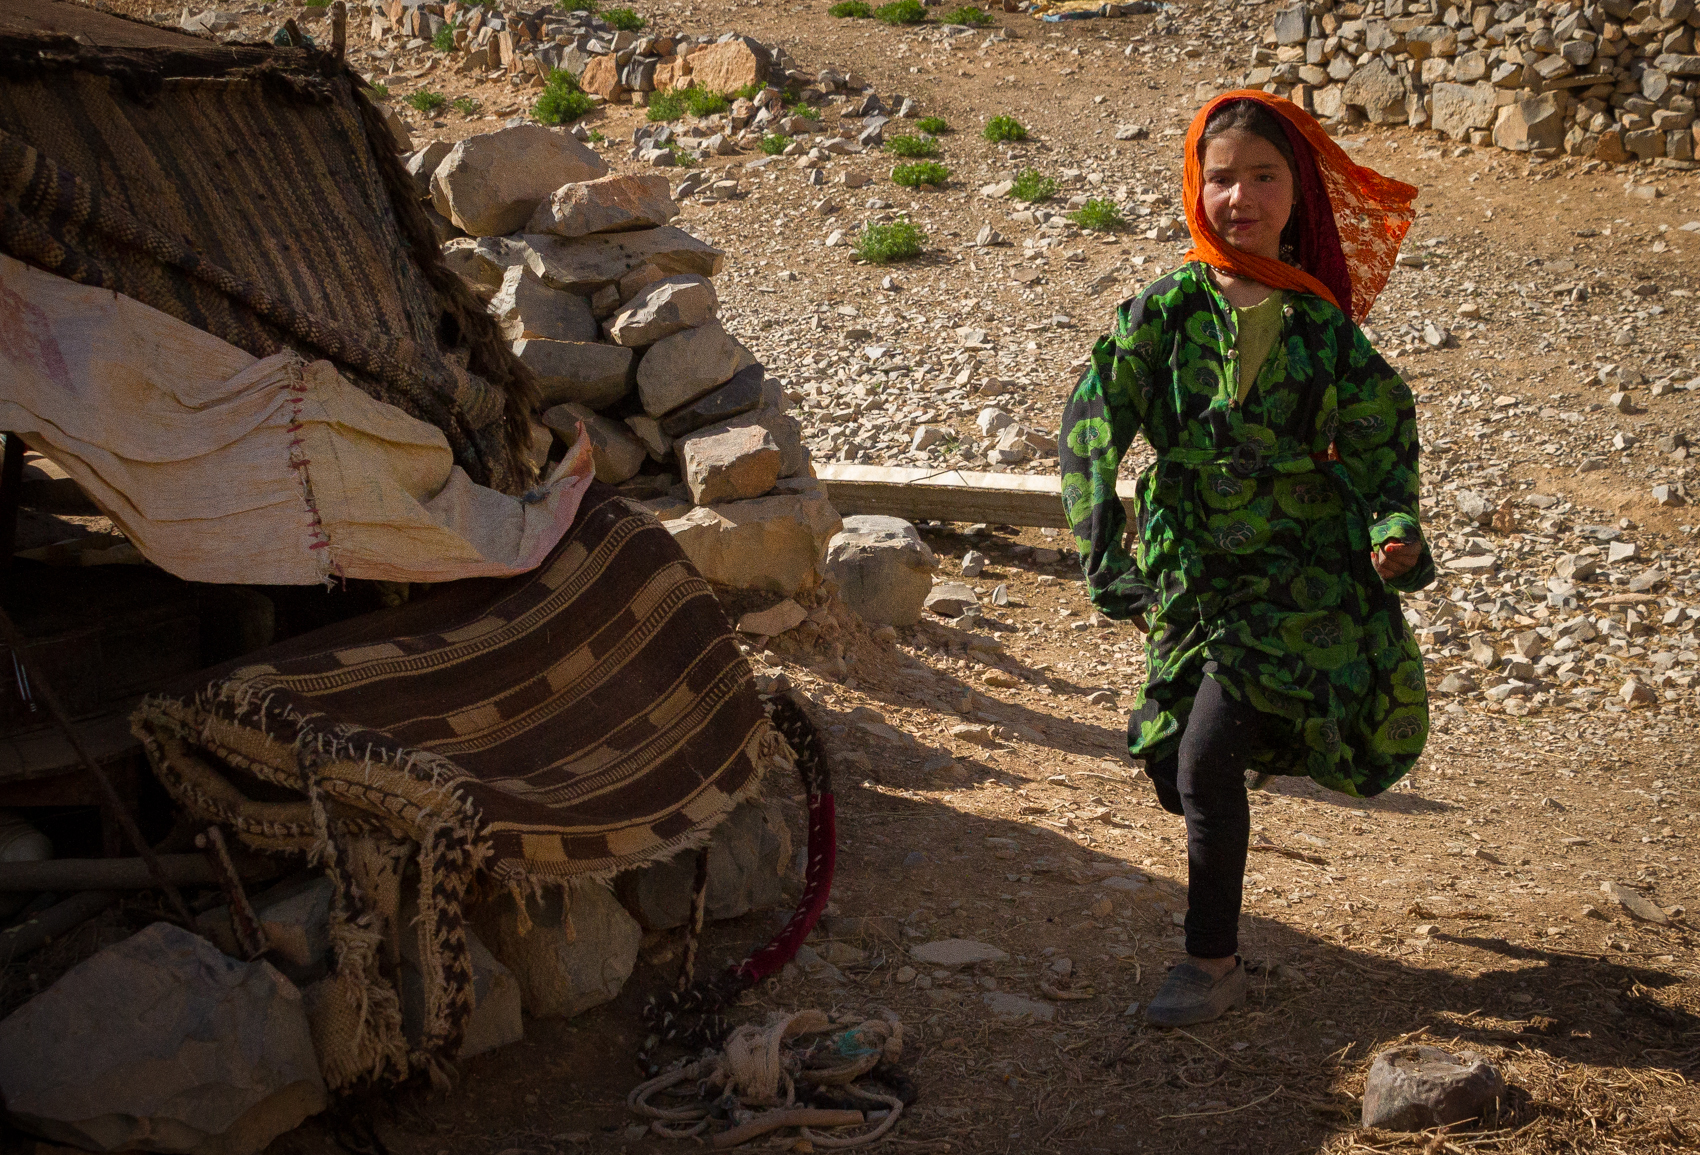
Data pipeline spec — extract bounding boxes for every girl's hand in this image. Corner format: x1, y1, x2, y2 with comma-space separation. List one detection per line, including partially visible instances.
1373, 540, 1422, 581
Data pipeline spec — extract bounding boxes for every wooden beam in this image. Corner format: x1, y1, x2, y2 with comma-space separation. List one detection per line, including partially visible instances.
0, 854, 279, 891
813, 464, 1137, 529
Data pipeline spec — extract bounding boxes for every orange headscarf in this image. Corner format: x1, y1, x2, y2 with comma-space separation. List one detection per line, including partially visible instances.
1182, 90, 1417, 324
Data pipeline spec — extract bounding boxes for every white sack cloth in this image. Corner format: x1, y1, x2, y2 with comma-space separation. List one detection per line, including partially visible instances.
0, 252, 592, 585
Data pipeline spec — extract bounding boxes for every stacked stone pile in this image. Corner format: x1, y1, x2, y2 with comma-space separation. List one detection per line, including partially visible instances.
1250, 0, 1700, 164
409, 123, 839, 596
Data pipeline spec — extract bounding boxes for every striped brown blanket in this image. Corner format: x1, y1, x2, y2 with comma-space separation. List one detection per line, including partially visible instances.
134, 485, 790, 1088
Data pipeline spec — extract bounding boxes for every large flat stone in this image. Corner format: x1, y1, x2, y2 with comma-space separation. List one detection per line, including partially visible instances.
527, 172, 678, 238
657, 363, 768, 438
614, 801, 792, 930
604, 274, 719, 347
470, 883, 642, 1019
636, 320, 752, 416
521, 226, 726, 294
664, 489, 843, 594
541, 402, 648, 483
0, 923, 325, 1155
489, 266, 599, 343
512, 338, 634, 409
430, 124, 608, 236
825, 515, 939, 628
911, 938, 1008, 967
680, 422, 781, 505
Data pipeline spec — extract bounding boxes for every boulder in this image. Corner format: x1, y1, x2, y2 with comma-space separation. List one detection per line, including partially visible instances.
513, 338, 635, 409
1493, 93, 1565, 152
441, 236, 530, 291
489, 266, 599, 343
404, 140, 453, 196
684, 38, 770, 94
580, 53, 626, 100
679, 422, 782, 505
470, 883, 642, 1019
614, 801, 792, 930
1430, 81, 1497, 140
522, 226, 726, 294
0, 923, 326, 1155
541, 402, 649, 483
604, 274, 719, 347
396, 917, 522, 1061
636, 319, 753, 416
624, 414, 674, 461
825, 515, 939, 628
744, 408, 807, 479
527, 172, 678, 237
664, 488, 843, 594
1362, 1046, 1505, 1131
658, 363, 768, 438
1272, 3, 1308, 45
430, 125, 609, 236
1342, 58, 1408, 124
195, 876, 335, 987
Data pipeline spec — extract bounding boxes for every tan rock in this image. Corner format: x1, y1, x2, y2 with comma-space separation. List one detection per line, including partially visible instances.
664, 489, 843, 594
679, 422, 782, 505
736, 599, 807, 636
488, 266, 598, 342
512, 338, 634, 409
521, 226, 725, 294
526, 173, 678, 238
470, 883, 641, 1019
430, 125, 608, 236
581, 53, 625, 99
604, 274, 719, 346
636, 319, 750, 415
1493, 92, 1565, 152
685, 38, 769, 94
624, 413, 673, 461
541, 402, 648, 483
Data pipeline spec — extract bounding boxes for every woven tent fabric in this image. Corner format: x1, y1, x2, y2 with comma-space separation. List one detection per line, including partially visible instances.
1181, 89, 1417, 324
133, 485, 791, 1086
0, 4, 536, 491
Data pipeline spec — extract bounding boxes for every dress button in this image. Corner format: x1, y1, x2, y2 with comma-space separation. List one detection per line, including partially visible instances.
1283, 305, 1295, 317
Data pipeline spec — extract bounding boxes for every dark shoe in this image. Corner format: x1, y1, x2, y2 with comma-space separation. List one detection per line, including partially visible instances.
1146, 958, 1246, 1027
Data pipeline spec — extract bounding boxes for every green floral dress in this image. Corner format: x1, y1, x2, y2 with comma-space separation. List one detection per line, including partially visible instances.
1059, 262, 1435, 797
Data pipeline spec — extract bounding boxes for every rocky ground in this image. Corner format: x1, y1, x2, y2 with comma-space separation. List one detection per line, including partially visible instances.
65, 0, 1700, 1151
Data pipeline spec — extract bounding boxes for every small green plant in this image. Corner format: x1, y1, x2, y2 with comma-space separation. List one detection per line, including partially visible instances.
875, 0, 928, 23
1068, 197, 1125, 231
891, 160, 950, 188
1009, 167, 1056, 202
854, 218, 926, 263
983, 114, 1027, 143
829, 0, 873, 14
557, 0, 596, 10
665, 140, 696, 166
407, 89, 448, 114
647, 88, 685, 121
533, 69, 595, 124
761, 132, 791, 155
943, 4, 992, 24
452, 95, 481, 116
431, 24, 456, 51
731, 81, 766, 101
915, 115, 950, 134
303, 0, 329, 7
603, 6, 645, 30
588, 128, 606, 143
884, 133, 940, 158
368, 81, 390, 100
681, 85, 730, 117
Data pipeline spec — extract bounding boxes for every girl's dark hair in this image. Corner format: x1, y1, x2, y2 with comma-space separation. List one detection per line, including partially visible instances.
1198, 100, 1302, 256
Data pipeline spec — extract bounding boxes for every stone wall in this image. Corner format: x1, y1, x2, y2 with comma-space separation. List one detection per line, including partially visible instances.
1249, 0, 1700, 166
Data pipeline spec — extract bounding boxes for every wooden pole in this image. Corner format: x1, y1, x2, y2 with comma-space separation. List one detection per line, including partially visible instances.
330, 0, 347, 58
0, 891, 119, 965
0, 854, 278, 891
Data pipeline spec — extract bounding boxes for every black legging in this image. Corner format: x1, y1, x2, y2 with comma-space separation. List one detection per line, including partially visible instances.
1141, 676, 1269, 960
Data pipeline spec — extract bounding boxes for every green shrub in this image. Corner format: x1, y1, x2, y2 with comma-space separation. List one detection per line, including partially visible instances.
761, 132, 791, 155
891, 160, 950, 187
884, 134, 940, 158
557, 0, 596, 10
1009, 167, 1055, 202
431, 24, 455, 50
452, 95, 481, 116
875, 0, 928, 23
1068, 198, 1125, 231
914, 115, 950, 134
588, 128, 606, 143
828, 0, 873, 14
603, 6, 645, 30
681, 85, 729, 117
407, 89, 448, 114
303, 0, 329, 7
854, 219, 926, 262
533, 69, 595, 124
731, 81, 766, 101
647, 88, 685, 121
943, 5, 992, 24
665, 140, 695, 166
983, 114, 1027, 143
368, 82, 390, 99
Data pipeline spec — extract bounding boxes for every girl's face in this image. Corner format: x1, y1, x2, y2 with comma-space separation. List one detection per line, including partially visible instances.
1200, 129, 1296, 262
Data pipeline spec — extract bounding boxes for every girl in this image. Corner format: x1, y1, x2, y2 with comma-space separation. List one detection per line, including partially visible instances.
1059, 92, 1433, 1027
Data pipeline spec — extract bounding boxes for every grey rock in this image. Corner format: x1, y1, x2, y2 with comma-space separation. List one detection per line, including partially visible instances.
489, 265, 599, 343
615, 801, 792, 930
636, 319, 753, 416
431, 125, 609, 236
396, 916, 522, 1061
404, 140, 453, 197
911, 938, 1008, 967
195, 876, 335, 986
679, 422, 782, 505
1493, 92, 1565, 152
0, 923, 326, 1155
664, 489, 843, 595
1343, 58, 1408, 124
624, 413, 673, 461
825, 515, 939, 628
925, 581, 981, 619
470, 882, 642, 1019
604, 274, 719, 347
658, 363, 768, 438
743, 407, 807, 479
1454, 489, 1494, 525
513, 338, 635, 410
1362, 1046, 1505, 1131
541, 402, 648, 483
982, 991, 1055, 1021
1430, 81, 1497, 140
525, 172, 677, 237
523, 226, 726, 294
